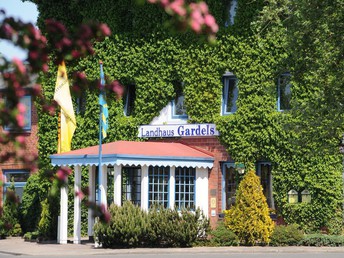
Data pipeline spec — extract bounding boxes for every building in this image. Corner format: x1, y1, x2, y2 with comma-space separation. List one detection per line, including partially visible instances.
0, 76, 38, 205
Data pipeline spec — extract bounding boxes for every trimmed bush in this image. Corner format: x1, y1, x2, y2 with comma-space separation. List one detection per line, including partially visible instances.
270, 224, 304, 246
224, 169, 274, 245
300, 234, 344, 247
149, 205, 210, 247
94, 201, 150, 248
210, 221, 239, 246
93, 202, 210, 248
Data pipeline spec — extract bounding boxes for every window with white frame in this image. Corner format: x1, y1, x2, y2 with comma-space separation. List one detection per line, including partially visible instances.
148, 166, 169, 208
4, 95, 32, 131
172, 82, 187, 119
122, 166, 141, 206
175, 167, 195, 210
222, 72, 238, 115
225, 0, 238, 27
3, 170, 30, 202
277, 73, 292, 111
256, 162, 273, 207
123, 84, 136, 116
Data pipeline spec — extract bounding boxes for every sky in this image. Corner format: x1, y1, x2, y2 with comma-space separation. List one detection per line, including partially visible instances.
0, 0, 39, 60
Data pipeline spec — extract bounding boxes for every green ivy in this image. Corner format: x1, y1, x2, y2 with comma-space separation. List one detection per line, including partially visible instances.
26, 0, 344, 235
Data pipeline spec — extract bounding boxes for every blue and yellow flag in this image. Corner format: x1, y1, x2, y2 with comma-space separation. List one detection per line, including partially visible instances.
99, 62, 108, 139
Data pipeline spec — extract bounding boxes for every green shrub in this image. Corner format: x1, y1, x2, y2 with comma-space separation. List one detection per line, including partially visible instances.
94, 201, 150, 248
93, 202, 210, 248
149, 205, 210, 247
300, 234, 344, 247
210, 221, 239, 246
2, 183, 22, 237
224, 170, 274, 245
270, 224, 304, 246
23, 231, 39, 242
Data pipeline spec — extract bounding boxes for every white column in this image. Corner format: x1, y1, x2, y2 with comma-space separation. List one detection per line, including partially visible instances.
113, 164, 122, 206
88, 165, 96, 238
73, 165, 81, 244
169, 166, 175, 209
59, 175, 68, 244
100, 164, 108, 209
195, 167, 209, 217
141, 165, 149, 211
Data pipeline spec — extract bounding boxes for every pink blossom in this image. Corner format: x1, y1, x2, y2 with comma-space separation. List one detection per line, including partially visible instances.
190, 20, 202, 33
111, 80, 124, 99
198, 1, 208, 13
16, 114, 25, 127
204, 14, 219, 33
99, 23, 111, 37
160, 0, 170, 8
75, 190, 85, 199
17, 102, 26, 114
168, 0, 186, 16
56, 167, 72, 183
12, 58, 26, 74
15, 135, 26, 145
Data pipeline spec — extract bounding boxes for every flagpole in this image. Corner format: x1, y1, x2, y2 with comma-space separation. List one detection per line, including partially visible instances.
98, 61, 104, 205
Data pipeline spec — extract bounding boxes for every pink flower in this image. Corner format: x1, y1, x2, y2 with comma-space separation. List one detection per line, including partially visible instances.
15, 135, 26, 145
17, 102, 26, 114
99, 23, 111, 37
75, 190, 85, 200
190, 20, 202, 33
198, 1, 209, 13
111, 80, 124, 99
12, 58, 26, 74
56, 167, 72, 183
168, 0, 186, 16
204, 14, 218, 33
16, 114, 25, 127
160, 0, 170, 8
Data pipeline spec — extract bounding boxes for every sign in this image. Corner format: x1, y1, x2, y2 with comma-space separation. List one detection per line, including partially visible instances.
138, 123, 219, 138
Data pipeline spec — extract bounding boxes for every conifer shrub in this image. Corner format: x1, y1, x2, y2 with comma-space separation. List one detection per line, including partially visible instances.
94, 201, 150, 248
210, 221, 239, 246
1, 184, 22, 237
224, 169, 274, 246
93, 202, 210, 248
270, 224, 304, 246
149, 205, 210, 247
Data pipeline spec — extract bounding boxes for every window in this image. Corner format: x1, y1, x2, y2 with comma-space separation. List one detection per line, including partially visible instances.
4, 95, 32, 131
122, 166, 141, 206
277, 73, 292, 111
256, 162, 273, 207
175, 167, 195, 210
222, 163, 244, 209
225, 0, 238, 27
222, 72, 238, 115
76, 91, 87, 115
123, 84, 135, 116
148, 166, 169, 208
3, 170, 30, 202
172, 82, 187, 119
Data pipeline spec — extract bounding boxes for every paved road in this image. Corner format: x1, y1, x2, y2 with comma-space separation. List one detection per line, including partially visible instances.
1, 237, 344, 257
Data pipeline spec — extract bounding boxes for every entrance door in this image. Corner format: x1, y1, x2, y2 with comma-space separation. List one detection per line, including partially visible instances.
122, 166, 141, 206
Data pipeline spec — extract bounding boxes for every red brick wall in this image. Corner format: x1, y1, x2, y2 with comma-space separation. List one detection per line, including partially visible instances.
0, 98, 38, 206
157, 136, 231, 228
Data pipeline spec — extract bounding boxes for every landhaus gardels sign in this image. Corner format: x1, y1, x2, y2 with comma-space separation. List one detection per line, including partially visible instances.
138, 124, 219, 138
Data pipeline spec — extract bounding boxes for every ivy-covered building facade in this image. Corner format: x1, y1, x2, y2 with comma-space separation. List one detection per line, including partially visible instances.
23, 0, 344, 241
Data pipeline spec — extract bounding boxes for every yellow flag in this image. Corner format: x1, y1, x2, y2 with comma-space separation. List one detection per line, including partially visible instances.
54, 61, 76, 153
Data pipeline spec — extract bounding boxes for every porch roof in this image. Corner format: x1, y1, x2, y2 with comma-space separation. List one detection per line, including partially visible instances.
50, 140, 214, 169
